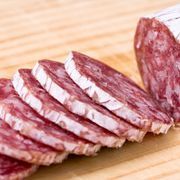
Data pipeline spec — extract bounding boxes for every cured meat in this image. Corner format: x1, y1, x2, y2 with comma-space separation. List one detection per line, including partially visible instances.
134, 5, 180, 123
64, 51, 173, 134
13, 69, 125, 148
32, 60, 145, 142
0, 120, 68, 166
0, 79, 100, 156
0, 154, 38, 180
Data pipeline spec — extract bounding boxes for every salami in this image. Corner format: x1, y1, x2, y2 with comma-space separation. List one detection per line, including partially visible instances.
0, 79, 100, 156
0, 120, 68, 166
13, 69, 125, 148
64, 51, 173, 134
32, 60, 145, 142
134, 4, 180, 123
0, 154, 38, 180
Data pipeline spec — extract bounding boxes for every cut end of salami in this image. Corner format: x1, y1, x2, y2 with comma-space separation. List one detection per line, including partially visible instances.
0, 79, 100, 156
14, 68, 125, 148
0, 154, 38, 180
33, 59, 145, 143
65, 51, 173, 134
134, 4, 180, 123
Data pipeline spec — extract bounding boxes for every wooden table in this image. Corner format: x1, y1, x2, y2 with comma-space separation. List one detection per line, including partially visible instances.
0, 0, 179, 179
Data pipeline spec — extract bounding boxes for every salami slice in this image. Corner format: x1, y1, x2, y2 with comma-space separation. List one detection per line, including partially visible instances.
32, 60, 145, 142
0, 120, 68, 166
0, 79, 100, 156
134, 4, 180, 123
13, 69, 125, 148
0, 154, 38, 180
64, 51, 173, 134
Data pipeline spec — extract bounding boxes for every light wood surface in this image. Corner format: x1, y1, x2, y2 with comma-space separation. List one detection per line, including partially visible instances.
0, 0, 179, 179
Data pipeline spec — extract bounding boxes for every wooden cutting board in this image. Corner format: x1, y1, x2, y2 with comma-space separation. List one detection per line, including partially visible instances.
0, 0, 179, 179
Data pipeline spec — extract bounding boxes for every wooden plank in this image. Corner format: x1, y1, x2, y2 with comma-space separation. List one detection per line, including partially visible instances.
0, 0, 179, 179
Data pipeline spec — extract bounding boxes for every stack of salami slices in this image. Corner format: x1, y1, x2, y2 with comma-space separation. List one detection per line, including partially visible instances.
0, 4, 178, 179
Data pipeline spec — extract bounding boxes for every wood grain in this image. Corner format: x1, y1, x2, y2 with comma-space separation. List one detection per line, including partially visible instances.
0, 0, 179, 179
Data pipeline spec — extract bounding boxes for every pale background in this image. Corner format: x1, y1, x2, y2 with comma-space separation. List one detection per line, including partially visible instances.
0, 0, 179, 179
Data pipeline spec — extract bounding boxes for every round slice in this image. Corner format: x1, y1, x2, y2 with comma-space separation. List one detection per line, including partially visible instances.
0, 120, 68, 166
64, 51, 173, 134
0, 154, 38, 180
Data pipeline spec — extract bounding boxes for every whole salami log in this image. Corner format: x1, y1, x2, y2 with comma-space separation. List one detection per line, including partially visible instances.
134, 4, 180, 123
0, 79, 100, 156
13, 69, 125, 148
0, 120, 67, 166
0, 154, 38, 180
65, 51, 173, 134
32, 60, 145, 142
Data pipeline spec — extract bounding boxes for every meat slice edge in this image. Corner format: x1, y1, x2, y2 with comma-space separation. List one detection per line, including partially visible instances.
0, 154, 38, 180
0, 119, 68, 166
